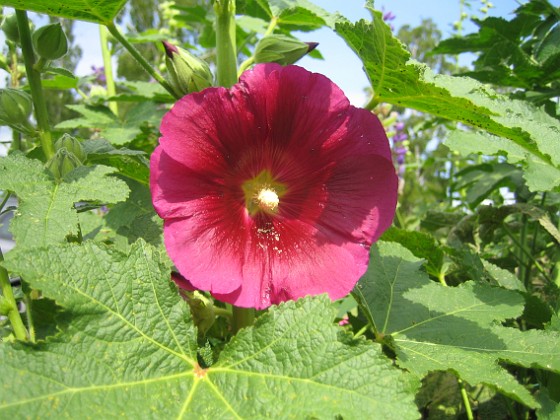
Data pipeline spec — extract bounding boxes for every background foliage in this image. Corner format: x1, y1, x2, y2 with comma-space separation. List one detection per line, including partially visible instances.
0, 0, 559, 418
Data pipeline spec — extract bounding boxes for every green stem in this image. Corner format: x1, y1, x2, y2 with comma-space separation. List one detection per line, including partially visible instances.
213, 306, 232, 320
15, 10, 54, 160
502, 222, 551, 282
232, 306, 255, 333
0, 247, 28, 341
99, 25, 118, 115
458, 379, 474, 420
23, 293, 36, 343
518, 214, 529, 285
214, 0, 238, 88
437, 271, 448, 286
238, 16, 278, 75
105, 22, 177, 98
351, 289, 380, 338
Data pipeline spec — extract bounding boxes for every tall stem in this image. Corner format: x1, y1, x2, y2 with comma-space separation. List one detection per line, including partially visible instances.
105, 22, 177, 98
214, 0, 237, 87
15, 10, 54, 160
0, 247, 28, 341
99, 25, 118, 115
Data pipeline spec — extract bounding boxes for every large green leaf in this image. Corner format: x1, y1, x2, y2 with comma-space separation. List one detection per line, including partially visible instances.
354, 242, 560, 408
0, 241, 420, 418
0, 0, 127, 24
335, 4, 560, 192
0, 153, 129, 249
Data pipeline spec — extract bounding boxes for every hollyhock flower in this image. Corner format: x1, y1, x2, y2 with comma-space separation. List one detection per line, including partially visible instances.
150, 63, 398, 309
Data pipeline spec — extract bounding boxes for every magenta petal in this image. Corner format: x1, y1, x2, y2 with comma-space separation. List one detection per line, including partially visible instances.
150, 64, 398, 309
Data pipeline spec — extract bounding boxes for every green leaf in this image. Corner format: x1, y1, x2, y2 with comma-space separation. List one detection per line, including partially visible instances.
56, 102, 164, 145
335, 6, 560, 192
83, 139, 150, 185
453, 162, 523, 208
110, 81, 174, 103
0, 241, 420, 417
0, 0, 127, 24
446, 130, 560, 192
105, 180, 162, 247
381, 227, 444, 278
0, 154, 129, 249
355, 241, 560, 408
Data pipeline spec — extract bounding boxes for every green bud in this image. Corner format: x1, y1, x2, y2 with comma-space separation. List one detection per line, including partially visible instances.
0, 88, 33, 126
254, 35, 318, 65
32, 23, 68, 60
55, 134, 86, 163
162, 41, 213, 96
1, 14, 20, 44
46, 148, 82, 181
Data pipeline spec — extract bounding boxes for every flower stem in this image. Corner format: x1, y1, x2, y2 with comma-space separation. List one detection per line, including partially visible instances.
23, 293, 36, 343
105, 21, 177, 98
237, 16, 278, 75
458, 379, 474, 420
232, 306, 255, 333
0, 247, 28, 341
15, 10, 55, 160
214, 0, 238, 87
99, 25, 118, 116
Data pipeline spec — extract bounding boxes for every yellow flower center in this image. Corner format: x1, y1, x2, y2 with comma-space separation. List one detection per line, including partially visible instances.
242, 170, 286, 216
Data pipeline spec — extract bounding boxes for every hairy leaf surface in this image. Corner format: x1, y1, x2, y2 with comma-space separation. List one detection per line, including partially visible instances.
0, 241, 419, 418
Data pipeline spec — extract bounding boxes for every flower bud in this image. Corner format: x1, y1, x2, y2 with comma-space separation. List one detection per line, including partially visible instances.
46, 148, 82, 181
162, 41, 213, 96
254, 35, 318, 65
55, 134, 86, 163
0, 88, 33, 126
1, 14, 20, 44
32, 23, 68, 60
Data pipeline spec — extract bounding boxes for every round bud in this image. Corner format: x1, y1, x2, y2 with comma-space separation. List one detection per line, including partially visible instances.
0, 88, 33, 126
32, 23, 68, 60
46, 148, 82, 181
55, 134, 86, 163
162, 41, 213, 96
1, 14, 20, 44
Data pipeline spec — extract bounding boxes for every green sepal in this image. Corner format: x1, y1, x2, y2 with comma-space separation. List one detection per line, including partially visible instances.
45, 148, 83, 181
162, 41, 213, 96
1, 14, 20, 44
0, 88, 33, 127
254, 35, 317, 65
32, 23, 68, 60
55, 134, 87, 163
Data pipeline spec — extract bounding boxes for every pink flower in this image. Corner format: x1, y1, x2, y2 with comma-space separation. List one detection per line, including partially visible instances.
150, 64, 397, 309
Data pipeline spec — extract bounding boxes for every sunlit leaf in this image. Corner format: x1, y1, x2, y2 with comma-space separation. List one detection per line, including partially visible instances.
335, 4, 560, 192
0, 0, 127, 24
355, 241, 560, 408
0, 241, 420, 418
0, 153, 129, 249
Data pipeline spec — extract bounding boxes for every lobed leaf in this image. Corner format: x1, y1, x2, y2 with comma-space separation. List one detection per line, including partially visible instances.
0, 153, 129, 249
335, 4, 560, 192
355, 241, 560, 408
0, 0, 127, 24
0, 241, 420, 418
